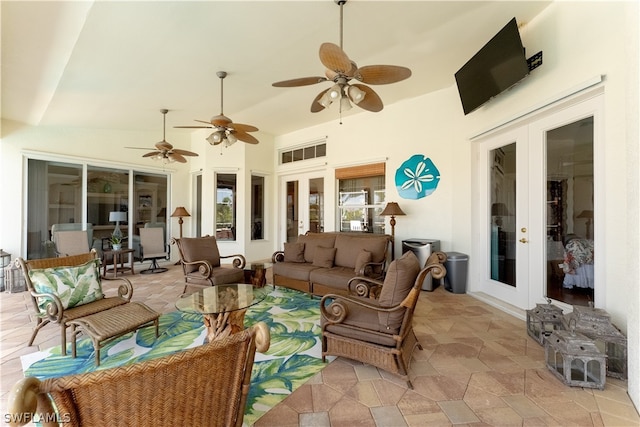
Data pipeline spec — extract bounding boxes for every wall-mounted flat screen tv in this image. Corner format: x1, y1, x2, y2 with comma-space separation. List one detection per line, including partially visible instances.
455, 17, 529, 115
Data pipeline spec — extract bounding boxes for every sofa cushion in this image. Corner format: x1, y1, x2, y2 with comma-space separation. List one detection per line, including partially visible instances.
310, 266, 356, 291
273, 262, 320, 282
354, 249, 372, 274
298, 233, 337, 263
283, 242, 306, 263
334, 234, 388, 269
180, 236, 221, 272
313, 246, 336, 268
377, 251, 420, 332
29, 259, 104, 314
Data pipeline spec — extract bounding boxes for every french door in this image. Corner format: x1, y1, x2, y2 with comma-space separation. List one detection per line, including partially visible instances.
279, 172, 325, 244
476, 93, 601, 310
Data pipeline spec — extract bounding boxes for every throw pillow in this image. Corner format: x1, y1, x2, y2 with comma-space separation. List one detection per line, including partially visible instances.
29, 259, 104, 314
377, 251, 421, 333
284, 242, 306, 263
354, 249, 372, 274
313, 246, 337, 268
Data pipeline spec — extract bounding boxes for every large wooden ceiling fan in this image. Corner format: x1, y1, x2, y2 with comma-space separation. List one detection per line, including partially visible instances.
175, 71, 259, 146
272, 0, 411, 115
126, 109, 198, 163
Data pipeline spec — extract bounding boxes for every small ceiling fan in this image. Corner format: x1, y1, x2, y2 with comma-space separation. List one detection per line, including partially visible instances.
272, 0, 411, 115
126, 109, 198, 163
175, 71, 259, 146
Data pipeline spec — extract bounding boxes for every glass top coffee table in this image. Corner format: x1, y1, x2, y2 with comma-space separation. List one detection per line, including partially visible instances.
176, 284, 271, 343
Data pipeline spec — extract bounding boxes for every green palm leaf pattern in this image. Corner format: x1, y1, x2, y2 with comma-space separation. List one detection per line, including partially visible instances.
21, 286, 329, 426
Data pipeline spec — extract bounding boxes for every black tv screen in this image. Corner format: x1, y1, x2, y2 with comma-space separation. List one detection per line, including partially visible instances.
455, 18, 529, 115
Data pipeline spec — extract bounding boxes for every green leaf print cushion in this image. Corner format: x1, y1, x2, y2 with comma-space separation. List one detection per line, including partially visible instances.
28, 259, 104, 314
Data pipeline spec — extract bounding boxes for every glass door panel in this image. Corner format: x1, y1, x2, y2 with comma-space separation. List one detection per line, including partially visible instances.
286, 180, 299, 243
545, 117, 594, 306
490, 144, 516, 286
282, 173, 325, 244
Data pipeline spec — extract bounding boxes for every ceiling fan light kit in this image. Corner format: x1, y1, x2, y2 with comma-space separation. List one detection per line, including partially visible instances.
175, 71, 260, 148
126, 109, 199, 164
271, 0, 411, 120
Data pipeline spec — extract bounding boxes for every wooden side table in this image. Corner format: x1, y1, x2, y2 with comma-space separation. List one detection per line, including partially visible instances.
102, 248, 136, 277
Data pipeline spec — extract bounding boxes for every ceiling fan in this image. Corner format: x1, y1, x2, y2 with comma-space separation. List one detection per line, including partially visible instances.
175, 71, 259, 146
126, 109, 198, 163
272, 0, 411, 115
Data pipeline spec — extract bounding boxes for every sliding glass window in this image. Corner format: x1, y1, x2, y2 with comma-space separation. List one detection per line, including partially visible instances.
26, 159, 168, 259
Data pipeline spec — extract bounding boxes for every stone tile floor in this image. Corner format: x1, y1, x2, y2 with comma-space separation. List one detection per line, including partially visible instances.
1, 262, 638, 426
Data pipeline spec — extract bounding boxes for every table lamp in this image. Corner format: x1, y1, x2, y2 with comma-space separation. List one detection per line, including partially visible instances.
380, 202, 406, 259
171, 207, 191, 239
109, 211, 127, 240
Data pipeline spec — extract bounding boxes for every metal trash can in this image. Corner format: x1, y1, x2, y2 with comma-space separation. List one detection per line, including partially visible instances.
444, 252, 468, 294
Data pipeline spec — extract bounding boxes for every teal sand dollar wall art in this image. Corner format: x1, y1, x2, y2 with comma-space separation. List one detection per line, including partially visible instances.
395, 155, 441, 200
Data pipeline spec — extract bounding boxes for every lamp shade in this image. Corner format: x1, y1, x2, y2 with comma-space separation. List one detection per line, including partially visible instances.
380, 202, 406, 217
171, 207, 191, 218
109, 211, 127, 222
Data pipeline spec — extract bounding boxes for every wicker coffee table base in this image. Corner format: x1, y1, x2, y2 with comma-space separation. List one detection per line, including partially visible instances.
69, 302, 160, 366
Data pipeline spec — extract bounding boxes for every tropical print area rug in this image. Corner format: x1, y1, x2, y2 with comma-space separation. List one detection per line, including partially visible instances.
20, 286, 328, 426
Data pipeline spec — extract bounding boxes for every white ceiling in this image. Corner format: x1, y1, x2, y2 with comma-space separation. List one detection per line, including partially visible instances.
1, 1, 551, 138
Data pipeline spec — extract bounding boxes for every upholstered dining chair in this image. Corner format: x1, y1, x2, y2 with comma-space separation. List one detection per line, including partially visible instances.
320, 250, 446, 388
8, 322, 271, 427
139, 227, 170, 274
172, 235, 246, 293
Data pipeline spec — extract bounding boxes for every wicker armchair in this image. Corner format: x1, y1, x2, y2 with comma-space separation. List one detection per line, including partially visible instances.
17, 250, 133, 355
320, 251, 446, 388
7, 322, 271, 427
172, 235, 246, 293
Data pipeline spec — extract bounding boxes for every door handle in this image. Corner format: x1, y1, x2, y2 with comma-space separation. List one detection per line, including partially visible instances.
519, 238, 528, 243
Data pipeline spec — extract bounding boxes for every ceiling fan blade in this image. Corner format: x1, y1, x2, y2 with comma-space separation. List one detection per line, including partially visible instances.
230, 123, 259, 133
351, 84, 383, 112
169, 153, 187, 163
125, 146, 155, 150
155, 141, 173, 151
311, 89, 328, 113
195, 119, 214, 125
142, 151, 158, 158
233, 131, 259, 144
171, 149, 199, 157
174, 125, 212, 129
319, 42, 352, 73
356, 65, 412, 85
272, 76, 328, 87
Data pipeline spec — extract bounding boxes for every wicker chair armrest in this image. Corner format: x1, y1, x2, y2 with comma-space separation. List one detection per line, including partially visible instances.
320, 292, 406, 325
29, 291, 64, 323
357, 260, 385, 280
101, 276, 134, 301
182, 259, 213, 278
8, 377, 58, 427
220, 253, 246, 269
272, 251, 285, 263
347, 276, 384, 298
433, 251, 448, 264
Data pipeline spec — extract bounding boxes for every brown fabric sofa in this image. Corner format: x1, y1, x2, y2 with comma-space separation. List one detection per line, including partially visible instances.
272, 232, 392, 296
